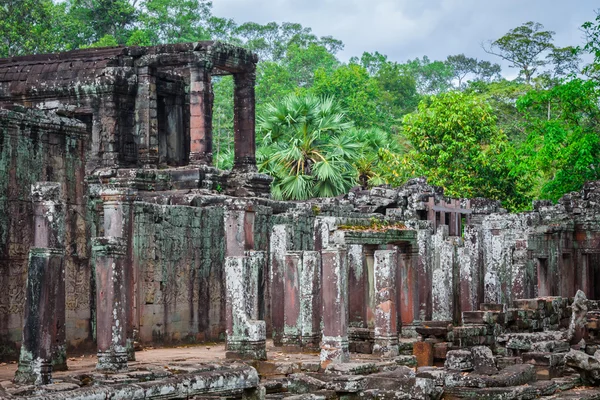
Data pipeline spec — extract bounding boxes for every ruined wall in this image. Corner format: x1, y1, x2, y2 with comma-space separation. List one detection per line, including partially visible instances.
130, 199, 272, 345
0, 109, 90, 361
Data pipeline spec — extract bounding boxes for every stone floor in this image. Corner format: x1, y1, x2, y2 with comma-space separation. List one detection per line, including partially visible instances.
1, 341, 600, 399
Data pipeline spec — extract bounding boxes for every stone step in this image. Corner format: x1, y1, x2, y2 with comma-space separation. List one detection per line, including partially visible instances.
522, 351, 566, 380
496, 331, 566, 352
544, 387, 600, 399
462, 311, 505, 325
479, 303, 504, 312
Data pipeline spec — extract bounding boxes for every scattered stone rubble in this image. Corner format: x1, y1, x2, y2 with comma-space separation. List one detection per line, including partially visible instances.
0, 43, 599, 398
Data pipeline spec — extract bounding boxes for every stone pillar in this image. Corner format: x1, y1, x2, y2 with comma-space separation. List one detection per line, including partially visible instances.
270, 224, 292, 346
282, 252, 302, 351
14, 249, 64, 385
93, 237, 128, 372
347, 245, 368, 328
15, 182, 65, 385
136, 66, 158, 167
232, 71, 256, 172
320, 248, 349, 368
432, 227, 454, 321
373, 249, 399, 358
282, 251, 322, 352
399, 248, 420, 337
100, 188, 137, 361
224, 200, 255, 257
189, 64, 213, 165
225, 251, 267, 360
300, 251, 321, 351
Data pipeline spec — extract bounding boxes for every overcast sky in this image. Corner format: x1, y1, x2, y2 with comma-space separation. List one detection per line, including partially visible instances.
212, 0, 597, 76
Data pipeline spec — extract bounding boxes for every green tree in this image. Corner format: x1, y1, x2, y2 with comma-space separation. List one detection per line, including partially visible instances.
0, 0, 63, 57
516, 79, 600, 200
137, 0, 211, 44
401, 56, 454, 94
401, 91, 528, 210
582, 11, 600, 80
257, 94, 357, 200
483, 21, 555, 83
311, 64, 384, 128
65, 0, 137, 46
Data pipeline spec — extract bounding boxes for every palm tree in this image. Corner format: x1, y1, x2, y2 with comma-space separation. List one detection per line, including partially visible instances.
348, 127, 412, 189
257, 94, 359, 200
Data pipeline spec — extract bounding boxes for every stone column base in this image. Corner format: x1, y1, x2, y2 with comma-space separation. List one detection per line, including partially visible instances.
373, 336, 399, 358
400, 323, 421, 338
226, 340, 267, 360
320, 336, 349, 368
14, 356, 52, 385
300, 335, 321, 353
96, 350, 128, 372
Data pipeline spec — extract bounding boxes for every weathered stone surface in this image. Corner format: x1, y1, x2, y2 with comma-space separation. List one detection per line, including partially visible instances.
470, 346, 497, 375
444, 364, 536, 388
413, 341, 434, 367
564, 349, 600, 385
445, 350, 473, 372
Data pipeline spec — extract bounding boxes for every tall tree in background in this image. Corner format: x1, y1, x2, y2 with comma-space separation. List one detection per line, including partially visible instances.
0, 0, 63, 57
483, 21, 555, 83
582, 11, 600, 81
401, 92, 528, 210
136, 0, 212, 44
516, 79, 600, 201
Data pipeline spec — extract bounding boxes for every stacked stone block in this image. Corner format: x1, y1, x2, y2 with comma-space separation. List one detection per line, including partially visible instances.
452, 303, 505, 349
415, 321, 452, 366
505, 297, 570, 333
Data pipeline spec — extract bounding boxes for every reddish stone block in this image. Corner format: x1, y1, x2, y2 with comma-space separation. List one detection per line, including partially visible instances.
413, 341, 434, 367
433, 342, 450, 360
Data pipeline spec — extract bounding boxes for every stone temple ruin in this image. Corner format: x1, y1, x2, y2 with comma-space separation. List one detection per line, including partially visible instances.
0, 42, 600, 399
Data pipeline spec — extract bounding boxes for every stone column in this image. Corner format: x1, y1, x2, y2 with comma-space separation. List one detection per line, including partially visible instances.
135, 66, 158, 167
282, 251, 322, 352
225, 251, 267, 360
300, 251, 321, 351
15, 182, 65, 385
232, 71, 256, 172
224, 200, 255, 257
270, 224, 292, 346
101, 188, 137, 361
320, 248, 349, 368
373, 249, 399, 358
189, 64, 213, 165
347, 245, 368, 328
93, 237, 128, 372
282, 252, 302, 351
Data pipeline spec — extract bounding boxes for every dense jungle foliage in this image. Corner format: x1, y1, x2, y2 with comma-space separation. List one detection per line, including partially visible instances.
1, 1, 599, 210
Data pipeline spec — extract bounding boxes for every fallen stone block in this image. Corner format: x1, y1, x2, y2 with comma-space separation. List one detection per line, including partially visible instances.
564, 349, 600, 385
445, 350, 473, 372
470, 346, 497, 375
324, 362, 378, 375
444, 364, 535, 389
